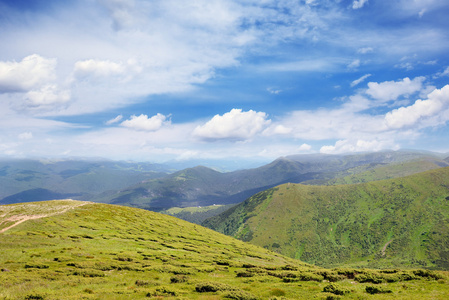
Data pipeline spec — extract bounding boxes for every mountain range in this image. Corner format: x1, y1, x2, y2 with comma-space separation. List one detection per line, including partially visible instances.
0, 159, 170, 204
95, 150, 449, 211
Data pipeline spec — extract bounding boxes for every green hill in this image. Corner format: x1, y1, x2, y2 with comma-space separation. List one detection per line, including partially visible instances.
203, 167, 449, 270
2, 200, 448, 299
97, 150, 448, 211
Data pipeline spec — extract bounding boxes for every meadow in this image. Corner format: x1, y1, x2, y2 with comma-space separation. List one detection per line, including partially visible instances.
1, 200, 448, 299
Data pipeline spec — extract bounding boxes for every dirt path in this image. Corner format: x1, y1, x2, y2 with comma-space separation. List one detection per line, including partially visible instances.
0, 200, 91, 234
381, 239, 394, 257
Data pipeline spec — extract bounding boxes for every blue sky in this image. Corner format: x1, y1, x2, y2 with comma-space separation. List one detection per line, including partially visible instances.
0, 0, 449, 166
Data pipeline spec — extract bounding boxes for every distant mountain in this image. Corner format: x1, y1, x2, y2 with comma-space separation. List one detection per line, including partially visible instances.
97, 150, 449, 211
1, 200, 447, 299
0, 159, 170, 204
203, 167, 449, 269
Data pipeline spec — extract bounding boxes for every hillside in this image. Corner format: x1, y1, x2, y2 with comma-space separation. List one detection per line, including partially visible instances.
1, 200, 448, 299
97, 150, 448, 211
203, 167, 449, 269
0, 159, 169, 204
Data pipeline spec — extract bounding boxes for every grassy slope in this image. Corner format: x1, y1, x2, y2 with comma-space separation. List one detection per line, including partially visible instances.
204, 167, 449, 270
1, 201, 448, 299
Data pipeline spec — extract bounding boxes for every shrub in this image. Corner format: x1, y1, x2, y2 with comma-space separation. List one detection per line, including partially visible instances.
354, 272, 384, 284
365, 285, 393, 294
25, 295, 45, 300
222, 290, 259, 300
413, 269, 444, 280
170, 275, 189, 283
146, 287, 177, 297
237, 271, 254, 277
322, 283, 350, 295
195, 282, 234, 292
24, 264, 49, 269
72, 269, 105, 277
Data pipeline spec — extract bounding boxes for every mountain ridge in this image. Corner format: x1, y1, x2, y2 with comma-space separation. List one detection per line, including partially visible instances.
203, 166, 449, 269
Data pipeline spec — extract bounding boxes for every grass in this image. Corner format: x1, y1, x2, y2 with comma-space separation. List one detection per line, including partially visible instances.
203, 166, 449, 269
1, 200, 449, 299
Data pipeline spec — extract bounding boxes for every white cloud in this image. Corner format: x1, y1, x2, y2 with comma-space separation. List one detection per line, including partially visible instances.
298, 143, 312, 151
0, 54, 57, 93
106, 115, 123, 125
384, 85, 449, 129
267, 87, 282, 94
263, 124, 292, 136
193, 109, 271, 141
320, 139, 398, 154
120, 113, 169, 131
347, 59, 360, 69
73, 59, 127, 78
366, 77, 425, 102
434, 66, 449, 78
24, 85, 70, 107
357, 47, 373, 54
351, 74, 371, 87
352, 0, 369, 10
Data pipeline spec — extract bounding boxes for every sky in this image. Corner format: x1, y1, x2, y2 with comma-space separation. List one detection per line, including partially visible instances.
0, 0, 449, 167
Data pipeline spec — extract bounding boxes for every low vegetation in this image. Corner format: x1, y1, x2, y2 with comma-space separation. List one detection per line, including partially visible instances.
1, 200, 448, 299
204, 167, 449, 269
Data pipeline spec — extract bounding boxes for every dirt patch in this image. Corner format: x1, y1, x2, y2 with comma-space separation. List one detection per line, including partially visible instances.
381, 239, 394, 257
0, 200, 91, 233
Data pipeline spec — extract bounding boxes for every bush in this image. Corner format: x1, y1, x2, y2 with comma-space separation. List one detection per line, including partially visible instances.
222, 290, 259, 300
413, 269, 444, 280
170, 275, 189, 283
25, 295, 45, 300
72, 269, 105, 277
322, 283, 350, 295
195, 282, 234, 292
365, 285, 393, 294
146, 287, 177, 297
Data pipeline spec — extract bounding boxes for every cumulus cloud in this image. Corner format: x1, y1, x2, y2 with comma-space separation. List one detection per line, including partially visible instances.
193, 109, 271, 141
366, 77, 425, 102
120, 113, 169, 131
0, 54, 56, 93
298, 143, 312, 151
352, 0, 369, 10
24, 85, 70, 107
384, 85, 449, 129
351, 74, 371, 87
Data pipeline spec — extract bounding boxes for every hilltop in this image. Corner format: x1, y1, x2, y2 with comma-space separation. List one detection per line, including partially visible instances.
204, 167, 449, 269
1, 200, 448, 299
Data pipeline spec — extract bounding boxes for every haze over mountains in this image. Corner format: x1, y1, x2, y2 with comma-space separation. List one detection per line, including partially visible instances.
1, 150, 448, 213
